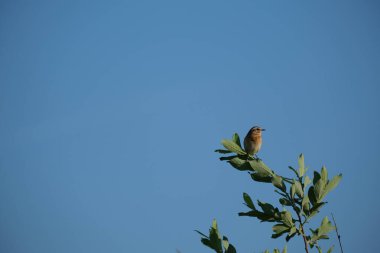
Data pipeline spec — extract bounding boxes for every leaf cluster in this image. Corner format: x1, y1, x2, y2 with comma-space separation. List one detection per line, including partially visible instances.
198, 133, 343, 253
195, 219, 236, 253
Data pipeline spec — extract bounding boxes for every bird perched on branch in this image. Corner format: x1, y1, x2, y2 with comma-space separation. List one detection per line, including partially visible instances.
244, 126, 265, 158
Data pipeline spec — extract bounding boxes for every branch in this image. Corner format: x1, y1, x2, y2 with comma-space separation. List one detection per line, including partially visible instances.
295, 204, 309, 253
331, 213, 344, 253
285, 192, 309, 253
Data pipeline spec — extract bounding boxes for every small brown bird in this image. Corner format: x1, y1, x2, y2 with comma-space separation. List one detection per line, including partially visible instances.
244, 126, 265, 158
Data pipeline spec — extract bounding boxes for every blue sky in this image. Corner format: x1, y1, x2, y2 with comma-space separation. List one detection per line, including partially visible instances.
0, 0, 379, 252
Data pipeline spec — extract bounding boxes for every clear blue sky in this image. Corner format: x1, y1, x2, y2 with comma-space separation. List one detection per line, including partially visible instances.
1, 1, 379, 252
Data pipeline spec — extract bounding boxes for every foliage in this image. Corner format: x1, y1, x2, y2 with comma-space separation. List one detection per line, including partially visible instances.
197, 133, 342, 253
195, 219, 237, 253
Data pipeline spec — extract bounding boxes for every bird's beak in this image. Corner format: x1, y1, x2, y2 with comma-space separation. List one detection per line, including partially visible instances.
261, 128, 266, 131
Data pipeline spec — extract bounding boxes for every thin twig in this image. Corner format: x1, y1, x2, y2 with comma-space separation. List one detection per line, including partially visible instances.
282, 176, 293, 184
298, 214, 309, 253
294, 207, 309, 253
286, 192, 309, 253
331, 213, 344, 253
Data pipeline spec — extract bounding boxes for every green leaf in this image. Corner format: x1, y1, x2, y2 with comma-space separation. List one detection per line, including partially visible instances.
302, 195, 310, 212
228, 157, 252, 171
249, 160, 274, 176
321, 166, 328, 184
196, 220, 224, 253
273, 249, 280, 253
232, 133, 242, 147
209, 220, 222, 253
298, 154, 305, 177
291, 183, 296, 198
272, 224, 290, 239
251, 173, 272, 183
238, 210, 276, 222
215, 149, 232, 154
258, 201, 275, 215
314, 180, 325, 202
313, 171, 321, 185
288, 226, 297, 236
272, 231, 288, 239
212, 219, 219, 231
200, 238, 212, 249
264, 250, 270, 253
286, 230, 297, 242
294, 180, 303, 197
221, 139, 246, 155
272, 224, 290, 234
243, 192, 255, 210
316, 245, 322, 253
272, 174, 286, 192
281, 211, 293, 227
225, 244, 237, 253
319, 216, 335, 235
314, 175, 325, 202
321, 174, 342, 200
308, 202, 326, 219
282, 245, 288, 253
308, 186, 317, 206
304, 176, 311, 189
279, 198, 292, 206
222, 236, 229, 251
310, 216, 336, 244
219, 155, 237, 161
327, 245, 334, 253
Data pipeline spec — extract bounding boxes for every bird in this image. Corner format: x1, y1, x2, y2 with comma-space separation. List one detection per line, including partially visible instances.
244, 126, 265, 158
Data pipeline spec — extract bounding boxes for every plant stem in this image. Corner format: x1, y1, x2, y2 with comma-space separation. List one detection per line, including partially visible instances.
331, 213, 344, 253
286, 192, 309, 253
282, 177, 293, 184
297, 212, 309, 253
